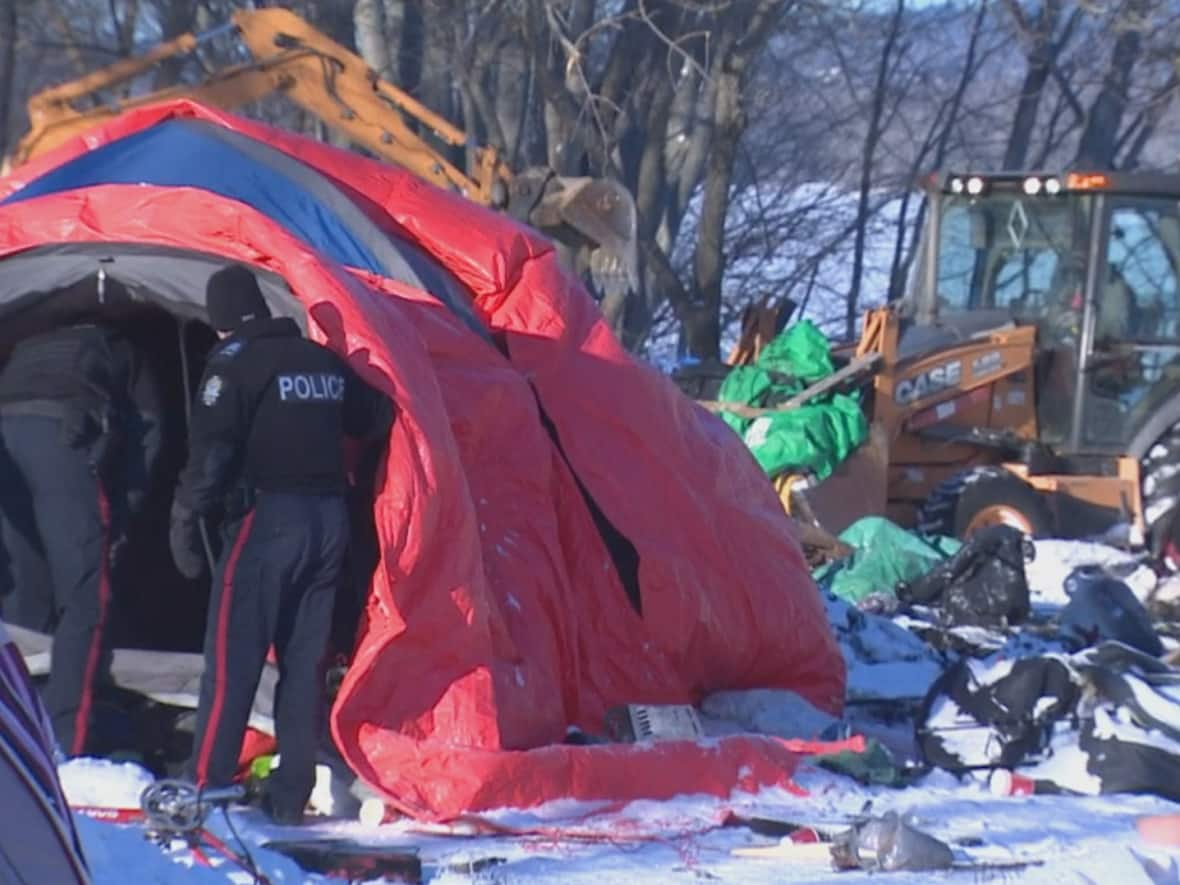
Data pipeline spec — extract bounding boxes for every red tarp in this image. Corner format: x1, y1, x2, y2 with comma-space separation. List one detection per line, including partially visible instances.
0, 101, 845, 820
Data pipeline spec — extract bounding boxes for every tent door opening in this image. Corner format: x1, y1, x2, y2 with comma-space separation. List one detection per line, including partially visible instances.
0, 268, 376, 662
0, 286, 219, 653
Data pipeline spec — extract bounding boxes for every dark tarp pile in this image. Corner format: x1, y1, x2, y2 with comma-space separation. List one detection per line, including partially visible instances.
814, 515, 1180, 804
0, 100, 845, 821
917, 639, 1180, 802
717, 320, 868, 482
815, 520, 1036, 635
815, 517, 960, 608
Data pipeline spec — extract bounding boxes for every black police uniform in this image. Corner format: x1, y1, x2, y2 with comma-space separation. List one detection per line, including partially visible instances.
171, 265, 391, 822
0, 322, 162, 755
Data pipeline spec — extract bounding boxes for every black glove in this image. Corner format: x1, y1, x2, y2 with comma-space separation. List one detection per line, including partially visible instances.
169, 502, 206, 580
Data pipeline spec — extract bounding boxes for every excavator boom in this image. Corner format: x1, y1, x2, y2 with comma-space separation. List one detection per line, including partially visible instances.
9, 8, 638, 291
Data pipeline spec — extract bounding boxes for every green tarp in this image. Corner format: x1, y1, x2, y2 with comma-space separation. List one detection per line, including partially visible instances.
812, 738, 916, 787
814, 517, 961, 606
718, 320, 867, 481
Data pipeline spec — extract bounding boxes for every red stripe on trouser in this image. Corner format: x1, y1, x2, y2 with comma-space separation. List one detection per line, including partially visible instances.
72, 482, 112, 756
196, 511, 255, 785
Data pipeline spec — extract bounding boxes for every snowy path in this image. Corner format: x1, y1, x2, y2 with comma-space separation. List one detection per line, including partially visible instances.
73, 763, 1180, 884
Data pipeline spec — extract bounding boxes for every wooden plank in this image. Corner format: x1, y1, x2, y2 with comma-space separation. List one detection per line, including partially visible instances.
698, 352, 882, 418
731, 840, 833, 862
779, 352, 882, 408
697, 401, 768, 419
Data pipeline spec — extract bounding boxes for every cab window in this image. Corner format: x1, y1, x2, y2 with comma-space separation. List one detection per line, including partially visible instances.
1100, 202, 1180, 344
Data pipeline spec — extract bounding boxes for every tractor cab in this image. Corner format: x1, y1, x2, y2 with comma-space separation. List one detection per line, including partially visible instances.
899, 171, 1180, 460
700, 169, 1180, 553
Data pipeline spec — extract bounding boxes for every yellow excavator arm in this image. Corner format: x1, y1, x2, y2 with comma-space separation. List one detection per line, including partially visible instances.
9, 8, 638, 292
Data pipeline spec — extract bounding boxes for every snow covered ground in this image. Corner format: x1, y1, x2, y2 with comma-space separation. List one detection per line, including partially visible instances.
67, 759, 1180, 884
1027, 539, 1160, 606
59, 536, 1180, 884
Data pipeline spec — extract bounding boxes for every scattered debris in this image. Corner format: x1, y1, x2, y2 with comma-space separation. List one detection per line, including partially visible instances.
262, 839, 423, 883
1138, 813, 1180, 847
899, 525, 1034, 630
701, 689, 841, 741
605, 704, 705, 742
1060, 566, 1164, 656
43, 532, 1180, 883
830, 810, 955, 873
816, 516, 959, 609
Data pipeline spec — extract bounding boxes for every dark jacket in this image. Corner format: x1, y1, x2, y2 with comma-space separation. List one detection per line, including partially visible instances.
175, 317, 393, 518
0, 323, 163, 512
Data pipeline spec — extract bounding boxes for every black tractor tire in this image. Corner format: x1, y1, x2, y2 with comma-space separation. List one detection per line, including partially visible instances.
1142, 423, 1180, 561
916, 467, 1055, 540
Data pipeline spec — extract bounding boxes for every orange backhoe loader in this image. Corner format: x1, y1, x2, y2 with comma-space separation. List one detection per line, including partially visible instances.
4, 7, 638, 295
713, 170, 1180, 564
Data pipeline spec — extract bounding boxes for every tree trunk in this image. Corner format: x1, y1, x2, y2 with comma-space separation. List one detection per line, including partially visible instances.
353, 0, 392, 79
0, 0, 17, 158
634, 78, 676, 243
661, 64, 707, 250
115, 0, 142, 56
847, 0, 905, 340
151, 0, 200, 86
889, 0, 988, 301
1074, 4, 1146, 169
1118, 73, 1178, 169
421, 19, 456, 126
689, 67, 744, 360
398, 0, 424, 96
522, 0, 592, 173
1004, 59, 1052, 170
601, 71, 675, 349
1001, 0, 1065, 170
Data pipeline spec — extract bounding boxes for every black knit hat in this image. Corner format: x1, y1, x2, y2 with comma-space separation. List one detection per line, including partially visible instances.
206, 264, 271, 332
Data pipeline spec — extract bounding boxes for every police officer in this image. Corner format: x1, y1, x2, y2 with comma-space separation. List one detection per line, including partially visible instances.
170, 264, 391, 824
0, 320, 162, 756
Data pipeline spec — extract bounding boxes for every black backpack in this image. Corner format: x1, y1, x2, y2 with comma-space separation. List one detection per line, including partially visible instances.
898, 525, 1033, 629
916, 655, 1078, 771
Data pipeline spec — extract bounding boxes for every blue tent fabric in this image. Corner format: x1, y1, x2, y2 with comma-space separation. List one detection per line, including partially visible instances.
4, 120, 385, 273
201, 123, 486, 337
2, 119, 492, 340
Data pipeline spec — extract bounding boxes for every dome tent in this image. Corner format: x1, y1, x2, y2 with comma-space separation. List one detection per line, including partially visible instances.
0, 100, 845, 820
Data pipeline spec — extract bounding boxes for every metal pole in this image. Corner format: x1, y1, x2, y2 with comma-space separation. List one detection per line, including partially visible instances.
1071, 193, 1107, 451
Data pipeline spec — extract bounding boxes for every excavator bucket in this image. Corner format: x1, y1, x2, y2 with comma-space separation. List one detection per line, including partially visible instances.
507, 168, 640, 295
777, 421, 890, 538
547, 176, 640, 294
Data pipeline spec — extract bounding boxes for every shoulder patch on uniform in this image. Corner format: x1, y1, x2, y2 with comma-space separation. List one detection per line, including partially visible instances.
201, 375, 224, 407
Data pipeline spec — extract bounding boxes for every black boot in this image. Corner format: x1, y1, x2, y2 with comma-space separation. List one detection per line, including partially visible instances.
259, 789, 305, 826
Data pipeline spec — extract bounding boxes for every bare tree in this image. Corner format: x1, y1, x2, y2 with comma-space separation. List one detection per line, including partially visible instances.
350, 0, 798, 359
353, 0, 393, 79
845, 0, 907, 339
887, 0, 993, 302
10, 0, 1180, 361
1000, 0, 1079, 170
1074, 0, 1151, 167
